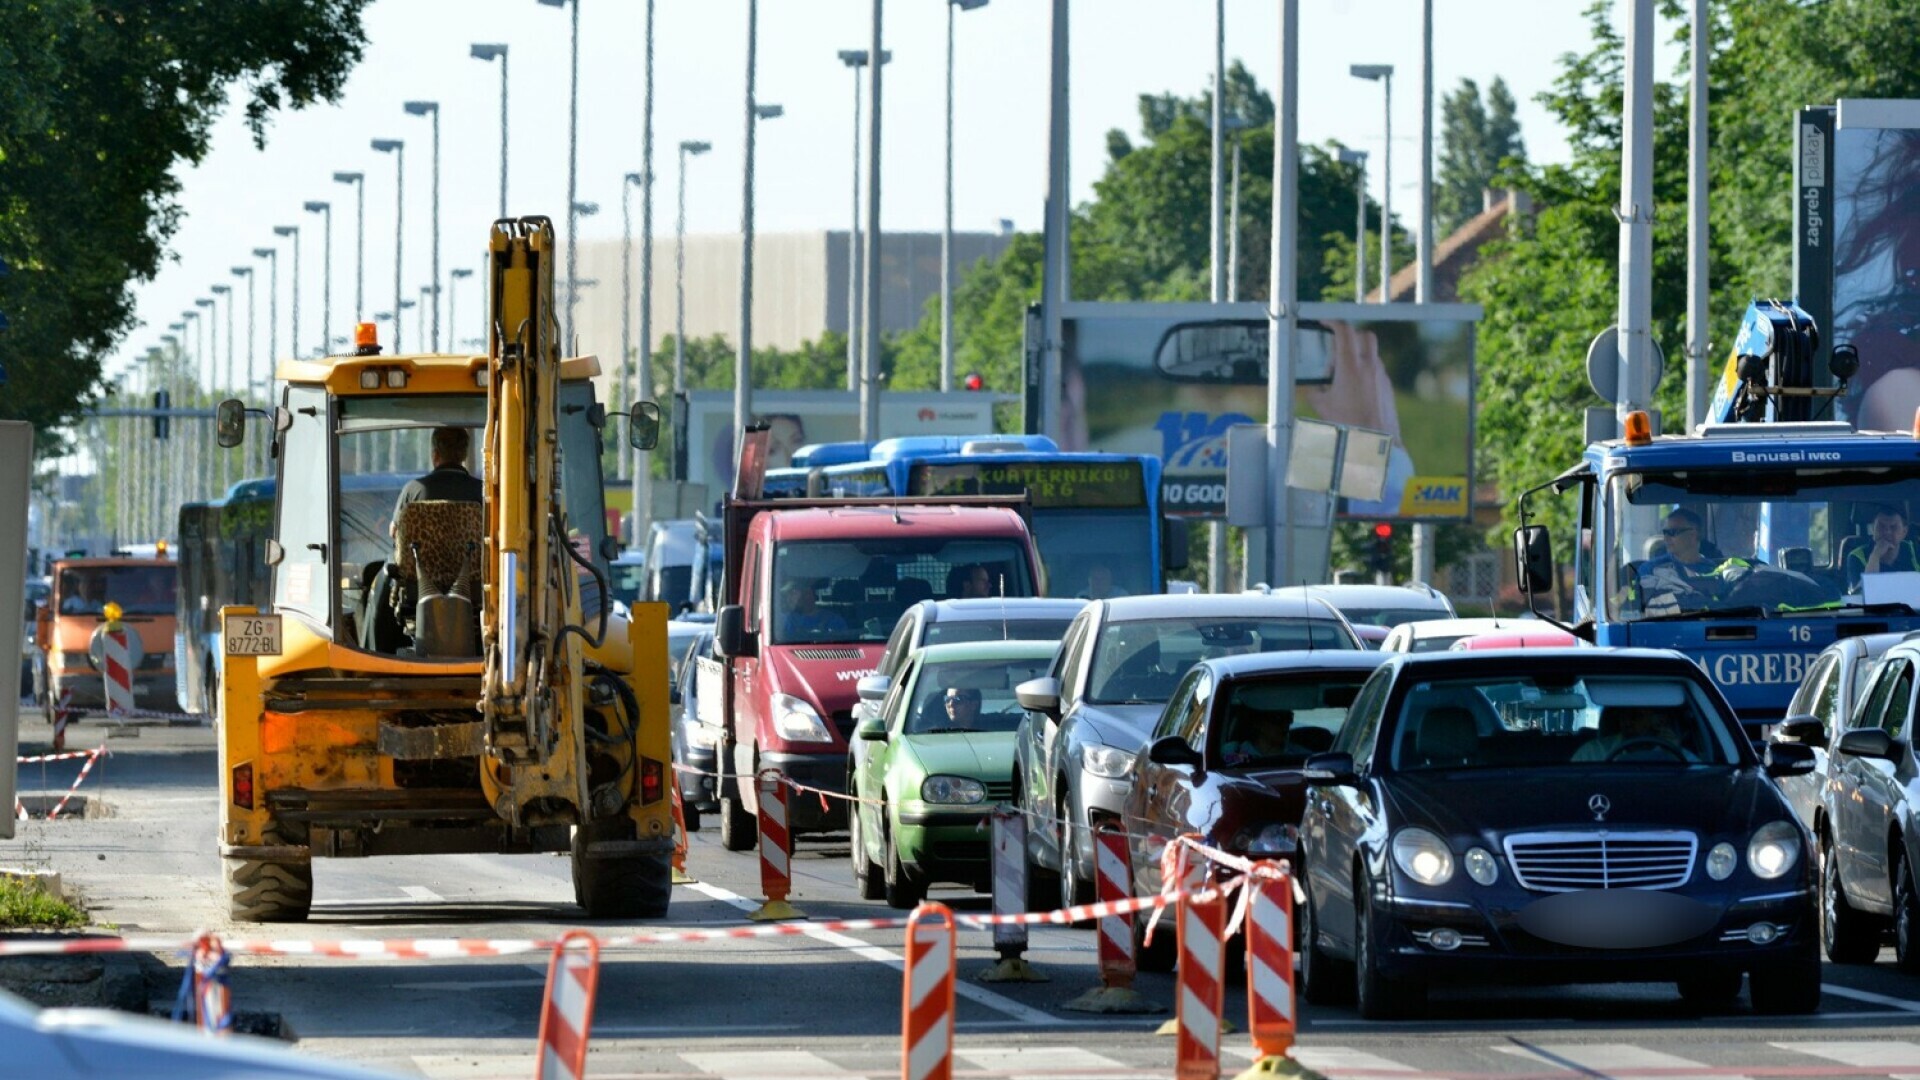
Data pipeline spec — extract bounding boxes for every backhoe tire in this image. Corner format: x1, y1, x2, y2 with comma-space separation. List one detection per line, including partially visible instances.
225, 850, 313, 923
571, 819, 672, 919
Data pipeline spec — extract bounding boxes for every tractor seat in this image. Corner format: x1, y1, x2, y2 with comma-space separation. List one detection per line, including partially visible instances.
394, 500, 484, 598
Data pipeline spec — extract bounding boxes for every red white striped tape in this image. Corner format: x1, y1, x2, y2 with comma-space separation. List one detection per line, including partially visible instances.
16, 749, 101, 765
46, 748, 106, 820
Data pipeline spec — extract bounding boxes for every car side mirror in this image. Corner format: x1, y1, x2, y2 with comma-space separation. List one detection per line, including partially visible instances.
1514, 525, 1553, 595
669, 684, 683, 706
628, 400, 662, 451
856, 716, 890, 742
856, 674, 891, 704
715, 604, 753, 658
1770, 714, 1826, 746
1836, 727, 1898, 762
1146, 735, 1203, 769
1302, 751, 1358, 786
215, 398, 247, 449
1015, 676, 1061, 720
1763, 741, 1817, 778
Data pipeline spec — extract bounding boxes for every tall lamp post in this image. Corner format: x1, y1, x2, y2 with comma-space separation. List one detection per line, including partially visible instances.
273, 226, 301, 363
836, 48, 889, 394
449, 268, 473, 351
371, 138, 405, 351
537, 0, 583, 351
332, 172, 365, 324
403, 101, 441, 351
738, 101, 783, 445
622, 170, 645, 417
195, 297, 217, 397
943, 0, 988, 393
304, 200, 333, 354
252, 245, 278, 376
470, 44, 510, 218
674, 140, 710, 397
211, 284, 233, 393
1338, 148, 1369, 302
1350, 63, 1394, 301
230, 266, 254, 401
634, 0, 657, 545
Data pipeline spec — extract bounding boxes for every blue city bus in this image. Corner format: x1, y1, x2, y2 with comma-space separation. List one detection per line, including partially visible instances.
762, 441, 873, 500
816, 435, 1185, 596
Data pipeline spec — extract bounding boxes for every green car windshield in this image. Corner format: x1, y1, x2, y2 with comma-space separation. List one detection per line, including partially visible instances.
903, 656, 1051, 735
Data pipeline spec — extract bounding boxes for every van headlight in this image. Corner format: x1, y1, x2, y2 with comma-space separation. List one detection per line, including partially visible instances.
921, 775, 985, 804
1747, 821, 1801, 880
1391, 827, 1455, 886
1081, 744, 1136, 779
770, 693, 833, 743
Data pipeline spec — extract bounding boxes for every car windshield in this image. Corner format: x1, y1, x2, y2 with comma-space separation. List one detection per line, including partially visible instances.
1086, 616, 1357, 705
1606, 469, 1920, 621
1390, 673, 1741, 770
1213, 672, 1368, 767
57, 566, 174, 616
924, 617, 1074, 647
770, 538, 1035, 645
903, 656, 1052, 735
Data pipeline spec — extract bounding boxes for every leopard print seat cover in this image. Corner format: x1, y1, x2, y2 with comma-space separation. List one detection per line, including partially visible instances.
394, 500, 483, 598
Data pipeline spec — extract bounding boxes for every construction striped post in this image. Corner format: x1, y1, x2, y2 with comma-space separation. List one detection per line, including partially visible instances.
1235, 862, 1300, 1078
1173, 847, 1226, 1080
980, 803, 1045, 982
747, 769, 803, 921
1064, 821, 1158, 1013
670, 773, 695, 884
901, 902, 957, 1080
534, 930, 601, 1080
188, 934, 232, 1035
98, 603, 134, 719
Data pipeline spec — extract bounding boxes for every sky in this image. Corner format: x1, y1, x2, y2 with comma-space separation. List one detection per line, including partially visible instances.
109, 0, 1680, 380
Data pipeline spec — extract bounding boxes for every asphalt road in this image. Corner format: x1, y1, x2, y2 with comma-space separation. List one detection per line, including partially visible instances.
10, 713, 1920, 1079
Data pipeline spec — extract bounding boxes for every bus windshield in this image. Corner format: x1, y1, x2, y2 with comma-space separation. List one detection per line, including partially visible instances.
911, 460, 1154, 597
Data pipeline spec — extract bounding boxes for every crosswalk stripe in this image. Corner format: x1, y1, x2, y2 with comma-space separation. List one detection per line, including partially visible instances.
1498, 1042, 1748, 1079
1773, 1040, 1920, 1079
957, 1046, 1130, 1078
1284, 1046, 1421, 1073
680, 1050, 852, 1077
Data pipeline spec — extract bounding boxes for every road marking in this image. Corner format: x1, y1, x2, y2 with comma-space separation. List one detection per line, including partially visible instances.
399, 885, 444, 902
681, 1049, 851, 1076
1281, 1046, 1419, 1073
389, 977, 547, 991
957, 1046, 1128, 1077
682, 880, 1065, 1026
1499, 1042, 1748, 1080
1773, 1040, 1920, 1078
592, 1023, 805, 1036
1820, 982, 1920, 1013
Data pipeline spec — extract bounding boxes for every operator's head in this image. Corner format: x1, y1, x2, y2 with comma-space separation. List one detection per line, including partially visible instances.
1662, 507, 1704, 563
1874, 505, 1909, 545
432, 426, 472, 469
944, 686, 982, 725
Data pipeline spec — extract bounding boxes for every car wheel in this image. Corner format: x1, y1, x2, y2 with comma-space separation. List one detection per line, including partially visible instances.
716, 744, 757, 853
1823, 831, 1881, 964
1300, 876, 1355, 1007
849, 786, 884, 901
1134, 911, 1176, 973
1058, 791, 1093, 909
1748, 935, 1822, 1015
1353, 876, 1424, 1020
1675, 968, 1742, 1004
1895, 849, 1920, 974
882, 808, 924, 910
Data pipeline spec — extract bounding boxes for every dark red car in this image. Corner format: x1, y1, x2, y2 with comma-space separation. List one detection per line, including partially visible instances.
1123, 650, 1388, 964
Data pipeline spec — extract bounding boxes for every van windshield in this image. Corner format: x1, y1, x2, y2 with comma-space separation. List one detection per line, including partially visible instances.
771, 538, 1035, 644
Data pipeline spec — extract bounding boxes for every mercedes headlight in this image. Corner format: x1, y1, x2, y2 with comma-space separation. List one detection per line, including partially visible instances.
1081, 744, 1136, 779
921, 775, 986, 804
1463, 846, 1498, 886
1705, 841, 1737, 881
1232, 823, 1298, 857
1746, 820, 1801, 881
770, 693, 833, 743
1391, 827, 1455, 886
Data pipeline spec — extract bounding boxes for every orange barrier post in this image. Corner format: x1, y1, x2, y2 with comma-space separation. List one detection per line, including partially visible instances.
189, 933, 232, 1035
534, 930, 601, 1080
747, 769, 803, 921
901, 902, 957, 1080
1173, 851, 1226, 1080
669, 774, 695, 884
1064, 821, 1159, 1013
1233, 862, 1304, 1078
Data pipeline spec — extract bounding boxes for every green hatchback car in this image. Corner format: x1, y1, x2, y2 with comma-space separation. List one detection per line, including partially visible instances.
850, 640, 1059, 908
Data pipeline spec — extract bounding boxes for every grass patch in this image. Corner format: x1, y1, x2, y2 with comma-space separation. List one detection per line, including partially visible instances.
0, 877, 85, 929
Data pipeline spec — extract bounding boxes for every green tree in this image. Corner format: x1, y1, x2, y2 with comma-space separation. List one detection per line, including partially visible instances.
0, 0, 372, 456
1436, 77, 1528, 233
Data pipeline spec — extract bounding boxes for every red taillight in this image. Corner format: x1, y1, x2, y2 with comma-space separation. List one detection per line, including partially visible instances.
640, 757, 664, 805
231, 762, 255, 810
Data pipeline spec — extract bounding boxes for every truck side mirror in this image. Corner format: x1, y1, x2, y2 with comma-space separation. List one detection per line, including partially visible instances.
1514, 525, 1553, 596
215, 398, 247, 449
629, 400, 661, 451
1161, 517, 1190, 572
716, 604, 753, 658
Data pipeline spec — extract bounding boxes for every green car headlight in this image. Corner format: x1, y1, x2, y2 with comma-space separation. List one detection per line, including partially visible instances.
921, 775, 986, 804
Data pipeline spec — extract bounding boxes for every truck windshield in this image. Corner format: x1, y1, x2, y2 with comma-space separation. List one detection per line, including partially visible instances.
57, 565, 175, 616
1606, 469, 1920, 621
770, 538, 1036, 645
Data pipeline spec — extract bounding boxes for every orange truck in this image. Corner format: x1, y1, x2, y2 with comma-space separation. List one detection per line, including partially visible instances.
34, 556, 181, 719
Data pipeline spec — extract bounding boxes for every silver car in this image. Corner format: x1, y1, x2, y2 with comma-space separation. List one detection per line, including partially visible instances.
1012, 593, 1362, 908
1770, 630, 1905, 833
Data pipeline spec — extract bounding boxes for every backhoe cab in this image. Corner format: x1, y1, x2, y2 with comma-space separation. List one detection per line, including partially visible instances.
213, 217, 675, 921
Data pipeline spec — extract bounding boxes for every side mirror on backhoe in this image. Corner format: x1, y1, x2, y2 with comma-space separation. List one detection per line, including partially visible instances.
628, 400, 661, 451
215, 398, 247, 448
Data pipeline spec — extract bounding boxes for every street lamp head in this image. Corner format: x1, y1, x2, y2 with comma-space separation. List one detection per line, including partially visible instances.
1338, 147, 1369, 166
574, 201, 600, 216
371, 138, 403, 154
399, 299, 417, 310
231, 266, 250, 278
1350, 63, 1394, 81
680, 140, 711, 155
754, 104, 784, 121
470, 42, 508, 61
952, 0, 989, 10
251, 247, 275, 259
272, 225, 298, 238
535, 0, 568, 7
403, 100, 439, 116
624, 171, 646, 187
211, 284, 230, 296
166, 325, 183, 334
332, 171, 363, 185
838, 49, 868, 67
195, 298, 213, 309
451, 268, 474, 280
303, 200, 329, 214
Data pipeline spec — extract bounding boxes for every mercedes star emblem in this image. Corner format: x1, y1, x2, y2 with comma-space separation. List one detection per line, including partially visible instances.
1588, 793, 1611, 821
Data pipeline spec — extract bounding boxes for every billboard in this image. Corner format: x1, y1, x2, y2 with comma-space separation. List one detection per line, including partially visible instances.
676, 389, 1009, 495
1054, 301, 1478, 520
1797, 102, 1920, 434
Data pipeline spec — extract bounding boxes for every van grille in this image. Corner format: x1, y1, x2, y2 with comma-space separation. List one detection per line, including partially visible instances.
792, 647, 863, 661
1503, 830, 1697, 892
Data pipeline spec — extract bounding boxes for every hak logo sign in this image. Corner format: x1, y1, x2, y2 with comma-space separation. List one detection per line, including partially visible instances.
1399, 476, 1469, 517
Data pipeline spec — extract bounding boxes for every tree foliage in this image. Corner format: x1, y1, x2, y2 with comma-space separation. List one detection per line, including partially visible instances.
1436, 76, 1528, 232
0, 0, 371, 454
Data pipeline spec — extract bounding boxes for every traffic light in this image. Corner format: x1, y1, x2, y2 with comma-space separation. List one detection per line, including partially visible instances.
1370, 522, 1394, 576
963, 371, 984, 391
152, 389, 170, 440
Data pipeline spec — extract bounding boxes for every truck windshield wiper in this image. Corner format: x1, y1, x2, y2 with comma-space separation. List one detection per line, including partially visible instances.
1634, 605, 1768, 623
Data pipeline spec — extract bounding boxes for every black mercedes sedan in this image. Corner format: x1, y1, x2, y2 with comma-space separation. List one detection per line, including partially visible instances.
1298, 648, 1821, 1019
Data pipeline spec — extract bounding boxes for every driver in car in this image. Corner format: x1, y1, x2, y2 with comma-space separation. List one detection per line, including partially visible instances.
1572, 706, 1701, 763
779, 578, 847, 640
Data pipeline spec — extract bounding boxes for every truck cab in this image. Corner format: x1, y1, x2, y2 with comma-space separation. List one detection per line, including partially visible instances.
711, 493, 1043, 849
36, 555, 180, 717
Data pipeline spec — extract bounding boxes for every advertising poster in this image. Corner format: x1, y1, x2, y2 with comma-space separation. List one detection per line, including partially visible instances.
1057, 301, 1477, 521
679, 389, 1008, 495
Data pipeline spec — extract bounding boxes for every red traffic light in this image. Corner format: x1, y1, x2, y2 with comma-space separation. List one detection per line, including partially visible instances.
1373, 522, 1393, 539
963, 371, 984, 391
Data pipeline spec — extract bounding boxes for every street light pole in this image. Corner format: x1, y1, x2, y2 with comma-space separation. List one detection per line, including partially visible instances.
837, 48, 876, 395
1339, 148, 1368, 302
943, 0, 987, 393
333, 172, 365, 324
675, 140, 710, 397
635, 0, 657, 545
212, 285, 233, 393
470, 44, 510, 219
231, 266, 254, 399
623, 171, 644, 415
404, 101, 441, 350
304, 201, 332, 354
450, 268, 473, 351
273, 225, 301, 359
252, 245, 278, 382
737, 0, 762, 450
861, 0, 884, 442
1351, 64, 1394, 301
537, 0, 582, 352
195, 297, 216, 396
371, 139, 405, 352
